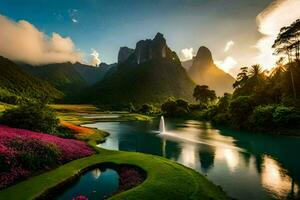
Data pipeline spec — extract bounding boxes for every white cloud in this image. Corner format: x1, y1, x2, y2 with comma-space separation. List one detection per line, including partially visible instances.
90, 48, 101, 66
71, 18, 78, 23
215, 56, 237, 73
224, 40, 234, 52
0, 15, 82, 65
180, 48, 194, 61
69, 9, 79, 23
255, 0, 300, 69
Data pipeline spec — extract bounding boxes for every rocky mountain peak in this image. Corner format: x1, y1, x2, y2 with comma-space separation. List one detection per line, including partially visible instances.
194, 46, 213, 65
118, 47, 134, 64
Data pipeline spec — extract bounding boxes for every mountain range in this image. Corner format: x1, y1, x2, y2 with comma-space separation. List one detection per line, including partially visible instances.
79, 33, 196, 105
0, 33, 236, 106
20, 62, 116, 99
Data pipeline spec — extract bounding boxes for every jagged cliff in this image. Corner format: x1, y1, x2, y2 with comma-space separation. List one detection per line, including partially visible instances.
80, 33, 195, 104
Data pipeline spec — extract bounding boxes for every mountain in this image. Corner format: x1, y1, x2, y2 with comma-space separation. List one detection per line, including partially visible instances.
21, 62, 116, 98
185, 46, 235, 96
80, 33, 196, 105
0, 56, 63, 103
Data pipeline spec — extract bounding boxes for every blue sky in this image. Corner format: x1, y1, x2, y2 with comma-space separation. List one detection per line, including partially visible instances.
1, 0, 299, 75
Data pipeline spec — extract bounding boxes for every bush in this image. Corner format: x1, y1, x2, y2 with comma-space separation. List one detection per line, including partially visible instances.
212, 112, 231, 125
0, 102, 59, 134
229, 96, 254, 128
161, 98, 190, 117
249, 105, 276, 130
273, 106, 300, 128
138, 104, 154, 115
11, 138, 61, 170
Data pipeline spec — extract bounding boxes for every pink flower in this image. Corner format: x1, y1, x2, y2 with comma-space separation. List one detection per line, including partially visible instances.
0, 125, 94, 189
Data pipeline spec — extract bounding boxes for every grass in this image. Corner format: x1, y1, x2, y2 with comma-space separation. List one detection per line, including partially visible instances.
0, 104, 229, 200
0, 102, 14, 113
0, 148, 229, 200
51, 104, 152, 124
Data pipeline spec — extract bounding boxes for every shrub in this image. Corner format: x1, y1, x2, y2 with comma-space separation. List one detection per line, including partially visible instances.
229, 96, 254, 128
11, 138, 61, 170
273, 106, 300, 128
161, 98, 190, 117
0, 101, 59, 134
212, 112, 231, 125
138, 104, 154, 114
249, 105, 276, 130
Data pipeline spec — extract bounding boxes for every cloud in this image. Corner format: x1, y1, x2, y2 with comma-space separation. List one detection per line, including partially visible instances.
71, 18, 78, 23
255, 0, 300, 69
215, 56, 237, 73
90, 48, 101, 66
180, 48, 194, 61
224, 40, 234, 52
69, 9, 79, 23
0, 15, 81, 65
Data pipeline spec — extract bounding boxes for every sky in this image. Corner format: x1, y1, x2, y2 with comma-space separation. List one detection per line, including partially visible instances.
0, 0, 299, 76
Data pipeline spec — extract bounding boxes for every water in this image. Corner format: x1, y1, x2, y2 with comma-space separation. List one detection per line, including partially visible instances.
84, 119, 300, 200
159, 116, 165, 133
56, 168, 119, 200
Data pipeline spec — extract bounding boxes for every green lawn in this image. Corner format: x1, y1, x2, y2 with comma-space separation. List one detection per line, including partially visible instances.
0, 148, 229, 200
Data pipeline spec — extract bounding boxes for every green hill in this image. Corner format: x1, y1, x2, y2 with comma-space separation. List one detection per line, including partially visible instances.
0, 56, 63, 104
80, 33, 195, 105
21, 62, 116, 99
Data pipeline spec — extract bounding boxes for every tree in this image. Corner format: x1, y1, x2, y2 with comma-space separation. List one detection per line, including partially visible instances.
273, 19, 300, 62
273, 19, 300, 100
193, 85, 216, 105
233, 67, 248, 89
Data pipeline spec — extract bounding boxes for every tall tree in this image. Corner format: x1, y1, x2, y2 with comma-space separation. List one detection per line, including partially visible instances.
273, 19, 300, 62
193, 85, 216, 105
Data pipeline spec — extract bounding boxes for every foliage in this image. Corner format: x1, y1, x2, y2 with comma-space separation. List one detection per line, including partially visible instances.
193, 85, 216, 105
0, 102, 59, 134
272, 19, 300, 61
229, 96, 254, 128
0, 56, 63, 104
138, 104, 154, 115
161, 98, 190, 117
272, 106, 300, 128
249, 105, 276, 130
0, 125, 94, 189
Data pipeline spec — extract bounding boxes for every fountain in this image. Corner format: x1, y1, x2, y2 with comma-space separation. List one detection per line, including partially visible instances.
159, 116, 166, 134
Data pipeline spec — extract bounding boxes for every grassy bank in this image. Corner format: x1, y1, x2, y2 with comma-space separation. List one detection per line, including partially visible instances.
51, 104, 152, 124
0, 148, 229, 200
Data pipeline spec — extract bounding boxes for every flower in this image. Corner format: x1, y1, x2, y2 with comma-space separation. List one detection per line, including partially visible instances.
0, 125, 94, 189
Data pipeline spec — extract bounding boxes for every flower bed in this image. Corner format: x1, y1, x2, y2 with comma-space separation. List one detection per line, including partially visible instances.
0, 125, 94, 189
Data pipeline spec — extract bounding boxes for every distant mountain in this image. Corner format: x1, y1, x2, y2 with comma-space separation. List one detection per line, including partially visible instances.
184, 46, 235, 96
21, 62, 116, 98
80, 33, 195, 105
0, 56, 63, 103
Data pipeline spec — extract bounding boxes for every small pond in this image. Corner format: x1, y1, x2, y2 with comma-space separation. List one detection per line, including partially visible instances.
56, 168, 119, 200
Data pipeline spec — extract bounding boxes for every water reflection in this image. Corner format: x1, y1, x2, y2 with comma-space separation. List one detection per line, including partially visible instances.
85, 119, 300, 200
261, 155, 299, 199
92, 168, 101, 179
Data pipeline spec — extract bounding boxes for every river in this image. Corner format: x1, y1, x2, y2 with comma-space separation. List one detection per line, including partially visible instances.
84, 118, 300, 200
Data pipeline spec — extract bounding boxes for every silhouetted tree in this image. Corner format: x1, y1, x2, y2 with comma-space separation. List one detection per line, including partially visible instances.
193, 85, 216, 105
